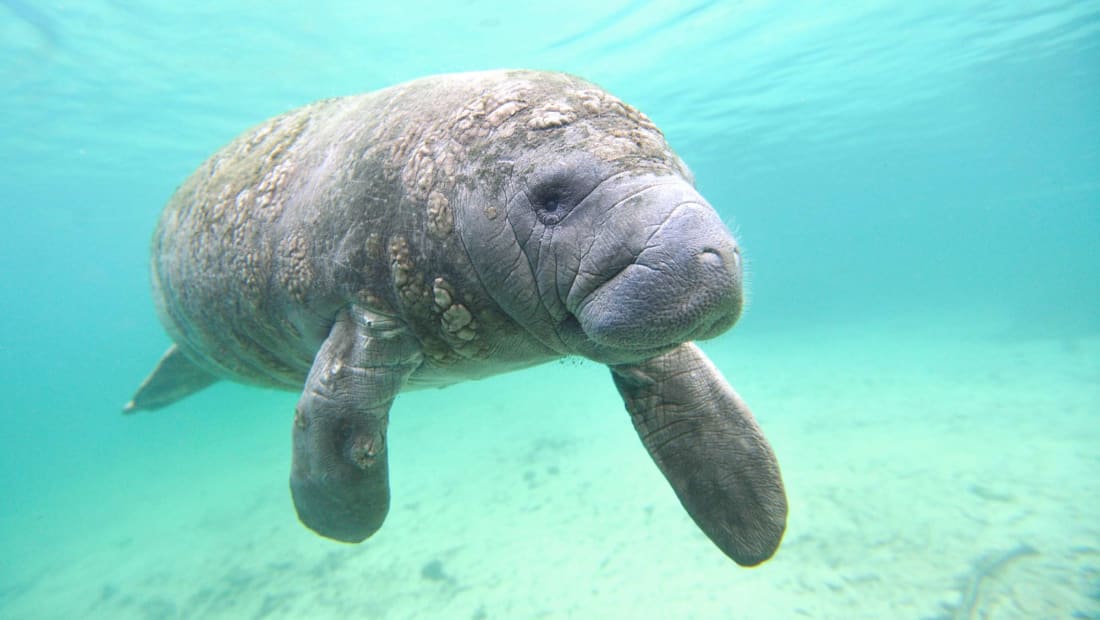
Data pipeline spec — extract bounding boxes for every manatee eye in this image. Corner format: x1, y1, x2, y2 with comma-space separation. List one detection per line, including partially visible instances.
532, 182, 576, 225
527, 154, 605, 225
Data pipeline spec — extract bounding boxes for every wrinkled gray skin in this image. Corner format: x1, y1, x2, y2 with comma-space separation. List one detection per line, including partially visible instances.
126, 70, 787, 566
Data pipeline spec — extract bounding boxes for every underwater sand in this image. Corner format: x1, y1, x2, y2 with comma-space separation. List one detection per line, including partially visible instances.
1, 313, 1096, 619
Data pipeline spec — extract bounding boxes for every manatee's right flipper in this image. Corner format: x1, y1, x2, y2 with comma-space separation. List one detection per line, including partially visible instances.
610, 342, 787, 566
290, 308, 422, 543
123, 344, 219, 413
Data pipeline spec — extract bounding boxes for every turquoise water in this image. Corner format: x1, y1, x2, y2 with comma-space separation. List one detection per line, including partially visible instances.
2, 2, 1098, 618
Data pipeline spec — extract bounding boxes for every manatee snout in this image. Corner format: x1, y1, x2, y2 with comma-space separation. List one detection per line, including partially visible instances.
574, 179, 743, 351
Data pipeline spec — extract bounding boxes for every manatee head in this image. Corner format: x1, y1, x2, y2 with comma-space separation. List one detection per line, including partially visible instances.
454, 72, 742, 364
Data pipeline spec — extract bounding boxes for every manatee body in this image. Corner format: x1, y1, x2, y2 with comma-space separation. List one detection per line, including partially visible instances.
127, 70, 787, 566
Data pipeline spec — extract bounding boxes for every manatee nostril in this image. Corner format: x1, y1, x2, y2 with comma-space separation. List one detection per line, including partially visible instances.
698, 247, 724, 269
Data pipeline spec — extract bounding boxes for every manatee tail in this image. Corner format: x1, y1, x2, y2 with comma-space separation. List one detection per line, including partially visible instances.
123, 344, 218, 413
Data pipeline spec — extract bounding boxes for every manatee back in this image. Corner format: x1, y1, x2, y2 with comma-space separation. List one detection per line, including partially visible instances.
150, 95, 395, 388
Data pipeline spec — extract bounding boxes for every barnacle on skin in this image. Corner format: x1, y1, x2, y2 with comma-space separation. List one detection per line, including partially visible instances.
486, 100, 527, 127
278, 233, 312, 304
426, 190, 454, 238
432, 277, 453, 309
573, 89, 605, 114
527, 102, 577, 130
442, 304, 473, 331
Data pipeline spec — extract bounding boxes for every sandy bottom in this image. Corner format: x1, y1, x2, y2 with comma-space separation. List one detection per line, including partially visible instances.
2, 315, 1098, 619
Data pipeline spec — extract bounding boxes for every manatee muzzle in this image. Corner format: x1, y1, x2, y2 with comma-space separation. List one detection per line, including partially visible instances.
576, 199, 743, 350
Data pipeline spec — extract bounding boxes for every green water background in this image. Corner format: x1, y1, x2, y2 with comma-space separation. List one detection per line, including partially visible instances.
1, 2, 1097, 618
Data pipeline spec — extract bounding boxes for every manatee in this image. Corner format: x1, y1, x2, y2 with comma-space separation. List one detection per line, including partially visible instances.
125, 70, 787, 566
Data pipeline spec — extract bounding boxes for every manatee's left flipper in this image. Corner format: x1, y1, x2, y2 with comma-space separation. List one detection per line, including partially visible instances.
123, 344, 219, 413
611, 342, 787, 566
290, 308, 422, 543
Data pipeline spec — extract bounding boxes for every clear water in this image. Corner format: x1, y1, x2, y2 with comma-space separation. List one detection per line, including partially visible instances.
2, 1, 1098, 618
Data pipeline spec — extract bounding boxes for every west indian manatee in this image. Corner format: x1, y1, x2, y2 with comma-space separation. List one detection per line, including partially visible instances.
126, 70, 787, 566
